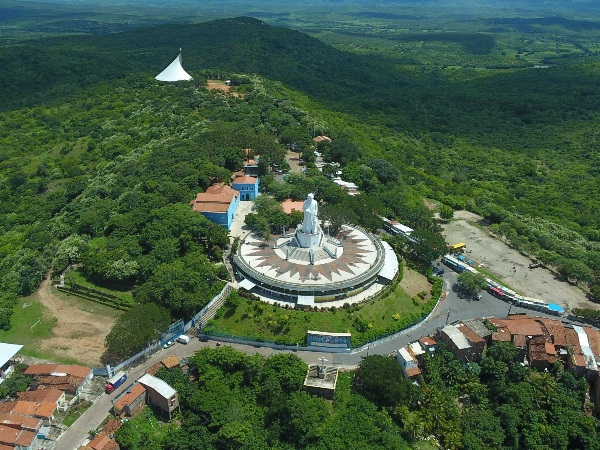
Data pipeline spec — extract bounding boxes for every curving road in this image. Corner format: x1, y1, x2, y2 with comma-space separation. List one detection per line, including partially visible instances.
56, 269, 561, 450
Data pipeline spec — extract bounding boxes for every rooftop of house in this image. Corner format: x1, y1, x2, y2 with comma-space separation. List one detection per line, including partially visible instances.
233, 175, 258, 185
564, 328, 583, 355
24, 364, 90, 379
0, 412, 42, 431
190, 186, 240, 213
113, 384, 146, 411
441, 325, 471, 350
491, 330, 512, 342
462, 319, 493, 339
490, 316, 544, 337
161, 355, 180, 369
281, 199, 304, 214
419, 336, 437, 347
528, 335, 558, 365
537, 317, 567, 347
457, 323, 486, 345
16, 388, 63, 404
313, 135, 332, 143
0, 425, 35, 448
0, 401, 57, 419
88, 432, 119, 450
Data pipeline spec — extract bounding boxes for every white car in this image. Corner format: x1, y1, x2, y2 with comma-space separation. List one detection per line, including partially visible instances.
163, 340, 175, 349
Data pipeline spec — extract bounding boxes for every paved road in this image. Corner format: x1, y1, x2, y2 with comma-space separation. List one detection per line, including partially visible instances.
56, 268, 558, 449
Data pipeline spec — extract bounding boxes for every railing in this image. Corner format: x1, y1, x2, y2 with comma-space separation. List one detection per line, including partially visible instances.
105, 283, 233, 377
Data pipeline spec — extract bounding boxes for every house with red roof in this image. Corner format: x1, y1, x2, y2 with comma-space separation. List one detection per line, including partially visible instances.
232, 175, 259, 201
24, 364, 92, 396
0, 425, 36, 449
113, 383, 146, 418
190, 183, 240, 230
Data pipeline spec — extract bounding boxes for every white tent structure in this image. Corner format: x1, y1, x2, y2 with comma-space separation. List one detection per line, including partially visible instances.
155, 48, 193, 82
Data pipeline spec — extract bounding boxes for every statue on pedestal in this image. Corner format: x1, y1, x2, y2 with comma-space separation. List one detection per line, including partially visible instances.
302, 193, 319, 234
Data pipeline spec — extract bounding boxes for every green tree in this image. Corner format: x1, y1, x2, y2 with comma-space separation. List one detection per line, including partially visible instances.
456, 271, 488, 297
102, 303, 171, 365
353, 355, 411, 409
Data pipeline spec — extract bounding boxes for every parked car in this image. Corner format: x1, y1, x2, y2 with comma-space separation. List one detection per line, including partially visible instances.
198, 335, 209, 342
163, 340, 175, 349
176, 335, 191, 345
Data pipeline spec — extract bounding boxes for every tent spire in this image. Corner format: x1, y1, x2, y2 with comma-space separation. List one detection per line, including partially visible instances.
179, 47, 183, 63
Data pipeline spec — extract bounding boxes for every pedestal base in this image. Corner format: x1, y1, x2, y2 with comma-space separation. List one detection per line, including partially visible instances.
296, 225, 323, 248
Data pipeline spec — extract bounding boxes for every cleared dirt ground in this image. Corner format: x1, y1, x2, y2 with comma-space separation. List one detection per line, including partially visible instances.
442, 211, 593, 312
33, 277, 118, 366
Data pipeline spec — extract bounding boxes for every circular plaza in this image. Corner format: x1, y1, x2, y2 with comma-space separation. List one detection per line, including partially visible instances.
233, 194, 398, 307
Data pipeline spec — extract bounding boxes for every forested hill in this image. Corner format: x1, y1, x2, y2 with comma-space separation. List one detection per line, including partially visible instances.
1, 17, 395, 109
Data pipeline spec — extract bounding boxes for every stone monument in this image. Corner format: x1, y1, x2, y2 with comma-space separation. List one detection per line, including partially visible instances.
296, 193, 323, 248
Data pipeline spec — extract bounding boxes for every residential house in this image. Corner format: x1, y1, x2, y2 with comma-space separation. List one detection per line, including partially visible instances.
397, 347, 421, 381
0, 401, 56, 426
0, 425, 36, 449
232, 175, 259, 201
439, 325, 472, 362
528, 335, 558, 371
17, 388, 67, 412
113, 383, 146, 418
456, 323, 486, 362
24, 364, 92, 396
190, 184, 240, 230
85, 432, 119, 450
137, 374, 179, 420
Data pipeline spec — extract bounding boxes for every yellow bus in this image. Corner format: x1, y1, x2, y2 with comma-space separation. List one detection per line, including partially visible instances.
451, 243, 466, 252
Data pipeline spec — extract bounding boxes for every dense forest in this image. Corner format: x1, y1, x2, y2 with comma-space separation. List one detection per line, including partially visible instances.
115, 344, 600, 450
1, 7, 600, 449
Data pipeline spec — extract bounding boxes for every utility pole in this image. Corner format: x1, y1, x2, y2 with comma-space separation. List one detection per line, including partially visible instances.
446, 307, 451, 325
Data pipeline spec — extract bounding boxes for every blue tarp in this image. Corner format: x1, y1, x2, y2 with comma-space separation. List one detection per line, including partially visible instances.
458, 255, 465, 261
547, 303, 565, 313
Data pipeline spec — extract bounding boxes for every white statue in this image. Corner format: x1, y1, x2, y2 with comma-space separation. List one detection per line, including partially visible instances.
302, 193, 319, 234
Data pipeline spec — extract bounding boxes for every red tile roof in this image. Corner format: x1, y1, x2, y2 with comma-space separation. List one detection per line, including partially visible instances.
233, 175, 257, 185
457, 324, 486, 344
313, 136, 332, 143
281, 199, 304, 214
113, 384, 146, 412
565, 328, 583, 355
512, 334, 527, 348
25, 364, 90, 378
537, 318, 567, 347
190, 184, 239, 214
491, 331, 512, 342
419, 336, 437, 346
6, 401, 57, 419
583, 326, 600, 358
161, 355, 180, 369
492, 316, 544, 337
88, 432, 119, 450
0, 413, 42, 431
405, 367, 421, 377
0, 425, 36, 447
17, 388, 63, 404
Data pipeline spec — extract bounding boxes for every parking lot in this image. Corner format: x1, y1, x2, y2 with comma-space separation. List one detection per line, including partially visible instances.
441, 210, 591, 312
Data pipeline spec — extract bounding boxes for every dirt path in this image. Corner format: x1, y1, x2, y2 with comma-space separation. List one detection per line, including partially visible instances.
442, 211, 592, 312
33, 277, 118, 366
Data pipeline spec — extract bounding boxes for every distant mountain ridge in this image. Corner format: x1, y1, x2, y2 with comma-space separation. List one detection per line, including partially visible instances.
0, 17, 395, 109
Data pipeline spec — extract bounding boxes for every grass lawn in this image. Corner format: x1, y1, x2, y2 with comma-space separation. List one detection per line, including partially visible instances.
62, 400, 92, 427
206, 280, 436, 347
0, 297, 66, 361
67, 269, 135, 307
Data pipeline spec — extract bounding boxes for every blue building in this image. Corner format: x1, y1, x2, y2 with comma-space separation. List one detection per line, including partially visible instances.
190, 184, 240, 230
232, 175, 259, 201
